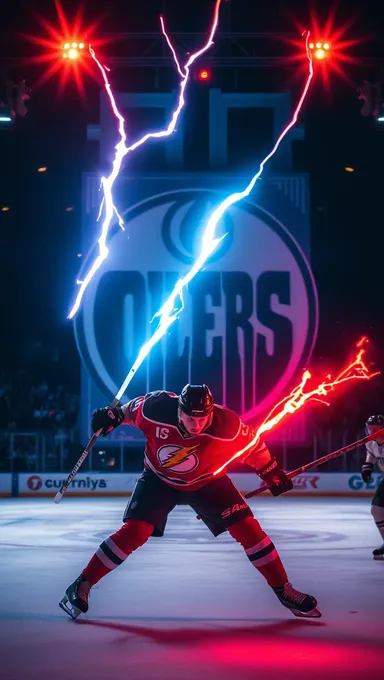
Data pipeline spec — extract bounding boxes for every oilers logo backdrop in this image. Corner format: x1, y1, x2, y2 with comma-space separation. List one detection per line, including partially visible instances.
76, 180, 318, 444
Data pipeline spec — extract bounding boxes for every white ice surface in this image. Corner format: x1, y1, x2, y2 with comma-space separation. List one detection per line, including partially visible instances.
0, 496, 383, 680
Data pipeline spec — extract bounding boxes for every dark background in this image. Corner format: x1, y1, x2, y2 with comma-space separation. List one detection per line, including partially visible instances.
0, 0, 383, 415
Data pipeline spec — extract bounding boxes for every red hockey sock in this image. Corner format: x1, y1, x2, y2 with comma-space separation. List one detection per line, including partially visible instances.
228, 516, 288, 588
82, 519, 153, 586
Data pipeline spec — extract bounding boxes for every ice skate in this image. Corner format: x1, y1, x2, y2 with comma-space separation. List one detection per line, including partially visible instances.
59, 574, 92, 620
372, 543, 384, 560
273, 582, 322, 618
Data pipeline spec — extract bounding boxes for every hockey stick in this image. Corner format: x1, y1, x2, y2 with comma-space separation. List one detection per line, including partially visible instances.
53, 397, 119, 503
244, 427, 384, 500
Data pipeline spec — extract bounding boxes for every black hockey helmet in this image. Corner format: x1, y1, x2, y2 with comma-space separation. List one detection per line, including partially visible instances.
366, 414, 384, 428
178, 384, 214, 417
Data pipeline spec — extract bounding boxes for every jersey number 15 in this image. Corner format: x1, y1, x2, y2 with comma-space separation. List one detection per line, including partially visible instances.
155, 426, 169, 439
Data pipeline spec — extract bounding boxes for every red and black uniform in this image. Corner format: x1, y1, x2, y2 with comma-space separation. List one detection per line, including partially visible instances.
62, 390, 320, 621
123, 390, 269, 490
120, 390, 271, 536
78, 390, 296, 603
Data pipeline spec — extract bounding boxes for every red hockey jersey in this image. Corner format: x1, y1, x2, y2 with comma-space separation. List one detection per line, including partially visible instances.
121, 390, 271, 491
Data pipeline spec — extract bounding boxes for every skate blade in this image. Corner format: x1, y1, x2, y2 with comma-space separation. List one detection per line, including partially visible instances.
291, 606, 322, 619
59, 595, 82, 620
373, 555, 384, 561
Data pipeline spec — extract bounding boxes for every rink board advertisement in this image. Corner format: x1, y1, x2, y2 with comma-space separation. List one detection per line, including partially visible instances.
8, 472, 382, 497
236, 472, 383, 495
76, 173, 318, 446
0, 473, 12, 496
17, 473, 140, 496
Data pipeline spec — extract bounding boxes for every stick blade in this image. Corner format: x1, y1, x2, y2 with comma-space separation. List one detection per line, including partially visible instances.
54, 491, 63, 503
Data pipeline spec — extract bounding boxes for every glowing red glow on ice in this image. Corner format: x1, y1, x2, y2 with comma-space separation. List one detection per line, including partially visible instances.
213, 337, 379, 475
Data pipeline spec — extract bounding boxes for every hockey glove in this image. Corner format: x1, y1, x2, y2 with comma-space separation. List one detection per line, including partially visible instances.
257, 457, 293, 496
91, 406, 124, 436
361, 462, 374, 483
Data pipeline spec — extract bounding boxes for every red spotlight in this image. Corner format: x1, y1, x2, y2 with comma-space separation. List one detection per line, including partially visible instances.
197, 68, 211, 82
314, 48, 326, 60
281, 9, 366, 94
62, 41, 84, 60
22, 0, 115, 97
309, 41, 332, 60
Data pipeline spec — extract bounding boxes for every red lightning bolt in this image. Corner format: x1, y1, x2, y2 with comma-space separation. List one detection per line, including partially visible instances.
213, 337, 379, 475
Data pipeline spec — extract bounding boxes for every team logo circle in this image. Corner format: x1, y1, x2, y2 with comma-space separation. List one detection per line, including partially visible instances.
74, 188, 318, 422
162, 191, 234, 264
27, 475, 43, 491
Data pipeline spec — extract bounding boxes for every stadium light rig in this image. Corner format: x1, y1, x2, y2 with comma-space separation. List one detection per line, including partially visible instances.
23, 0, 115, 93
62, 41, 85, 60
283, 8, 363, 93
308, 41, 331, 60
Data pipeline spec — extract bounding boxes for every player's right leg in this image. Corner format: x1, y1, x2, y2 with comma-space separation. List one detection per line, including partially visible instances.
59, 469, 177, 619
190, 476, 321, 618
371, 479, 384, 560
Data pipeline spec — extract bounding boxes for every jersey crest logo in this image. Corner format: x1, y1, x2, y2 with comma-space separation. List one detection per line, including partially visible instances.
157, 445, 200, 472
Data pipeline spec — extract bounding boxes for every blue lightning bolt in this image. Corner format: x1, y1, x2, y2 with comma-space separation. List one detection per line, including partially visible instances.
113, 34, 314, 402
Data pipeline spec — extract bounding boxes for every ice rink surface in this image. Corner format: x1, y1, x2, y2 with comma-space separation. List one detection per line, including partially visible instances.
0, 495, 383, 680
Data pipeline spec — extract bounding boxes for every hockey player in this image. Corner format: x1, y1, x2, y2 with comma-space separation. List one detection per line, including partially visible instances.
361, 414, 384, 559
60, 385, 321, 620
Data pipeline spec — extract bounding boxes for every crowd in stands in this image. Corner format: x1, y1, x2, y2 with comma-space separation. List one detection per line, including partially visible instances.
0, 370, 79, 472
0, 370, 79, 430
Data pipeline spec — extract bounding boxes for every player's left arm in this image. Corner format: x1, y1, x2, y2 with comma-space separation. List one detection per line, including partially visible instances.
91, 396, 145, 437
239, 423, 293, 497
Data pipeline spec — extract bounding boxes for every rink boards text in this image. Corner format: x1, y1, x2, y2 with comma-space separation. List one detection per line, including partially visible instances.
0, 472, 381, 498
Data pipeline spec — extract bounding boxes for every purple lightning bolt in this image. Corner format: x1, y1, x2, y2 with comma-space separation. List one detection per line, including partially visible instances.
68, 0, 223, 319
